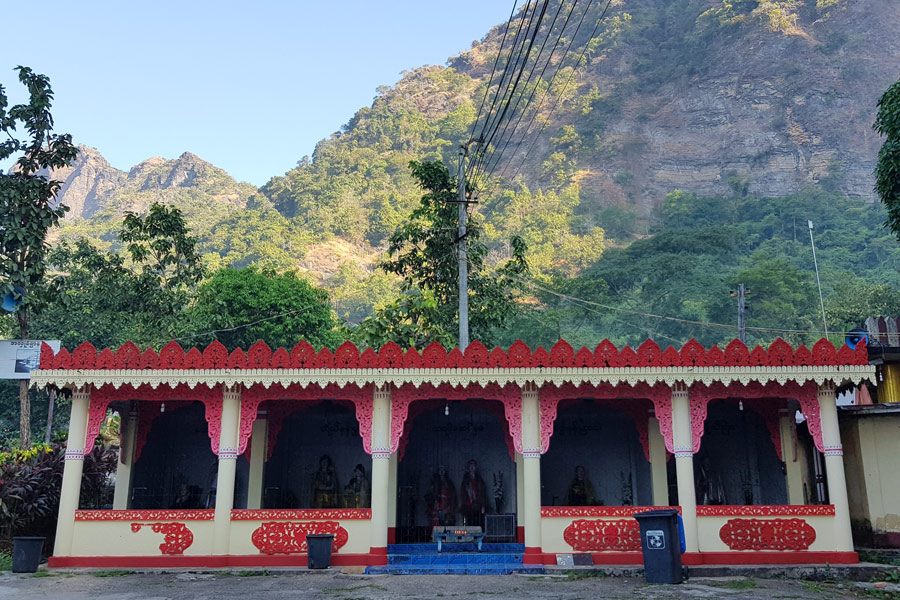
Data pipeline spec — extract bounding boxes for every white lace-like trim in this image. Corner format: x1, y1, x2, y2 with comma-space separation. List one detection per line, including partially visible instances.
29, 365, 875, 392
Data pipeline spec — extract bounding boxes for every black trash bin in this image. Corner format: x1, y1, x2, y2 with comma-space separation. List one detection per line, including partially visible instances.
634, 509, 682, 584
12, 536, 45, 573
306, 534, 334, 569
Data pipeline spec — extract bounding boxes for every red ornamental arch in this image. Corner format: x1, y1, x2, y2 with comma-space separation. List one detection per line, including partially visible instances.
390, 383, 523, 458
539, 382, 672, 455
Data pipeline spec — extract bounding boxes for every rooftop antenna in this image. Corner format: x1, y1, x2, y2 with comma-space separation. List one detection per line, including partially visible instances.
808, 220, 829, 339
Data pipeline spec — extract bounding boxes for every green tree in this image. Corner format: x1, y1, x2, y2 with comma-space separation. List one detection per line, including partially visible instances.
365, 160, 528, 347
825, 277, 900, 333
120, 202, 204, 291
32, 240, 179, 349
188, 267, 341, 351
32, 206, 204, 350
0, 66, 77, 448
875, 77, 900, 238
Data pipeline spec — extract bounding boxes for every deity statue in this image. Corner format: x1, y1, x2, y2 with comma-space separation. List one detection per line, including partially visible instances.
343, 463, 371, 508
567, 466, 597, 506
695, 454, 726, 505
313, 454, 339, 508
460, 459, 488, 527
425, 465, 458, 526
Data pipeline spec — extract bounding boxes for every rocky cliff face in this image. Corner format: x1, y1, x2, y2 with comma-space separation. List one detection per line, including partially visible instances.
52, 147, 125, 218
450, 0, 900, 210
53, 147, 256, 220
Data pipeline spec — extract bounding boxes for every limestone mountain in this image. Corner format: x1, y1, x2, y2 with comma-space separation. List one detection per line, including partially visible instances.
261, 0, 900, 248
53, 146, 256, 222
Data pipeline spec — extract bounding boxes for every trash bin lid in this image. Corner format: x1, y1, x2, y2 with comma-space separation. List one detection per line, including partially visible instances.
305, 534, 335, 539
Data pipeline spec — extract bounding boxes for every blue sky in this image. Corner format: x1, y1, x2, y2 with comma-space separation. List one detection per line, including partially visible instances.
2, 1, 513, 186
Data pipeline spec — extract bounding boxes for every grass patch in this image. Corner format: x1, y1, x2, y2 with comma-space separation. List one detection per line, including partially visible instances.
0, 552, 11, 571
324, 584, 388, 594
31, 569, 60, 578
702, 577, 759, 589
91, 569, 135, 577
801, 581, 833, 594
236, 569, 269, 577
564, 570, 606, 581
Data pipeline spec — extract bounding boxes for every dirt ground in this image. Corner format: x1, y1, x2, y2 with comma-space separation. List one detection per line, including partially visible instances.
0, 570, 898, 600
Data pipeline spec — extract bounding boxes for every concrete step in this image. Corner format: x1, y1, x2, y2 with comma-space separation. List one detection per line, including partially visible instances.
367, 564, 545, 575
388, 553, 523, 566
388, 543, 524, 554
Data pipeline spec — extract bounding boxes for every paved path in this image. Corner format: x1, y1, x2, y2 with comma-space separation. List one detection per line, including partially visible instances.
0, 570, 894, 599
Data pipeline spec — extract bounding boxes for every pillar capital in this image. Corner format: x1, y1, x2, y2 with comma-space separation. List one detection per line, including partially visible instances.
374, 384, 391, 402
671, 381, 688, 398
817, 381, 836, 400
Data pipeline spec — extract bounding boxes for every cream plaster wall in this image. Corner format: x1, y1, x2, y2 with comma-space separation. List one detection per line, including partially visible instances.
541, 514, 839, 554
696, 515, 837, 552
70, 521, 215, 556
848, 415, 900, 537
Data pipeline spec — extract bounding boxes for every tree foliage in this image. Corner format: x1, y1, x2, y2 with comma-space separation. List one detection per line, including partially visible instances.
187, 267, 341, 351
875, 77, 900, 238
120, 202, 203, 291
359, 160, 528, 348
0, 66, 76, 448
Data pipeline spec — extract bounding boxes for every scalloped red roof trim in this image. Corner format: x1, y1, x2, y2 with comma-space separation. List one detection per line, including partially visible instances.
37, 337, 868, 371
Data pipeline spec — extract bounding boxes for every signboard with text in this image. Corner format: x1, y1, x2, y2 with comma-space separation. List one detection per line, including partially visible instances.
0, 340, 60, 380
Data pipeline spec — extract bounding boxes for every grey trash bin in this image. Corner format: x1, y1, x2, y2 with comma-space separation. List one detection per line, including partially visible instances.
12, 536, 45, 573
634, 509, 682, 584
306, 534, 334, 569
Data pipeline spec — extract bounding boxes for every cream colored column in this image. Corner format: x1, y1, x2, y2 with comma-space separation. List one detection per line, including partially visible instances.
112, 401, 138, 510
370, 385, 392, 556
213, 385, 241, 555
649, 416, 669, 506
521, 383, 542, 562
54, 387, 91, 557
780, 411, 804, 505
818, 383, 854, 552
387, 451, 398, 534
671, 383, 699, 553
247, 414, 267, 510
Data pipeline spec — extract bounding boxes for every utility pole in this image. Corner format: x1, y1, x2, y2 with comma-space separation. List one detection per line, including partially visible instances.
736, 284, 746, 344
808, 220, 829, 339
457, 146, 469, 351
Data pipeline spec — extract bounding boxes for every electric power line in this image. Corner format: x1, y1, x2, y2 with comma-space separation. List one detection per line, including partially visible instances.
475, 0, 572, 181
470, 0, 523, 141
503, 0, 614, 184
470, 0, 552, 182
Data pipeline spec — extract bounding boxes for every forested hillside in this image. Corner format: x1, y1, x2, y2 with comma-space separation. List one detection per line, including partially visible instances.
41, 0, 900, 351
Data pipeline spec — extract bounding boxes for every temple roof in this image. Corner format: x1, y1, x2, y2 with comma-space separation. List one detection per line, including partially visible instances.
32, 338, 873, 391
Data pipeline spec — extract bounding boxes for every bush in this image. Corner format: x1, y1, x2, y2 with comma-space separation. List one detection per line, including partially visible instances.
0, 443, 116, 552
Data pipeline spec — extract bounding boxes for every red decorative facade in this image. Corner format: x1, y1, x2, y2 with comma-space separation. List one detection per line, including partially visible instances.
76, 509, 214, 521
130, 522, 194, 555
718, 518, 817, 551
563, 518, 641, 552
250, 521, 349, 554
697, 505, 835, 517
542, 506, 680, 518
231, 509, 371, 520
39, 337, 868, 372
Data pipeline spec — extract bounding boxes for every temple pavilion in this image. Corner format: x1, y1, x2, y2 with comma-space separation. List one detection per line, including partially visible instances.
32, 336, 872, 569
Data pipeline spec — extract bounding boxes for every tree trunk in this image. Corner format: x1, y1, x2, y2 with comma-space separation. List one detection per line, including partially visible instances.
19, 380, 31, 449
44, 389, 56, 445
17, 302, 31, 449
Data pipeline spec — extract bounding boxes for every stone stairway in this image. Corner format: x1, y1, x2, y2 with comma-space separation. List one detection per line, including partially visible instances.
366, 543, 545, 575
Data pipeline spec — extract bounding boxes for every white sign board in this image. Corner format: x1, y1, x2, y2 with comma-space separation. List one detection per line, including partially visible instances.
0, 340, 61, 380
